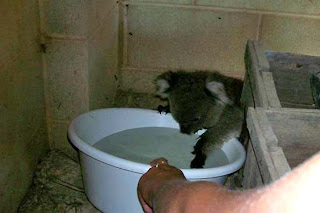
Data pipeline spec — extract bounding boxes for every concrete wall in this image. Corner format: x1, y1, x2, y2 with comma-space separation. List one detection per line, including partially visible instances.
0, 0, 49, 212
119, 0, 320, 93
40, 0, 120, 157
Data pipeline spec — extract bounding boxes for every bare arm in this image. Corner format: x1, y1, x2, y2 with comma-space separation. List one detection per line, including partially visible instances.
138, 152, 320, 213
138, 159, 242, 213
154, 181, 242, 213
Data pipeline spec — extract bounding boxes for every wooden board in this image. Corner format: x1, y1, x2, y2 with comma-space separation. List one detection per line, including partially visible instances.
261, 72, 282, 108
242, 140, 264, 189
265, 109, 320, 168
243, 41, 320, 109
241, 41, 320, 187
245, 107, 320, 185
266, 51, 319, 107
246, 108, 282, 184
244, 40, 269, 108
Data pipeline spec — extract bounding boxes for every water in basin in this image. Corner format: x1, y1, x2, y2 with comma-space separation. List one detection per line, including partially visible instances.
93, 127, 229, 169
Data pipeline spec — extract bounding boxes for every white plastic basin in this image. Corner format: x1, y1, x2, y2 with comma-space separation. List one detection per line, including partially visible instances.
68, 108, 246, 213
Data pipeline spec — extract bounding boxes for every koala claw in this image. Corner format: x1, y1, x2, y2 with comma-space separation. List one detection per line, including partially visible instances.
190, 155, 205, 168
157, 105, 170, 114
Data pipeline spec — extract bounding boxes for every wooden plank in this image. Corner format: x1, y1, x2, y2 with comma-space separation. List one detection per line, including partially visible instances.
245, 41, 269, 108
264, 108, 320, 169
281, 102, 315, 109
261, 72, 282, 108
266, 51, 320, 66
282, 146, 320, 168
242, 140, 264, 189
265, 109, 320, 133
269, 146, 291, 177
264, 109, 320, 169
255, 108, 278, 147
266, 51, 317, 107
266, 107, 320, 115
245, 107, 320, 186
269, 68, 314, 106
246, 108, 280, 183
253, 42, 270, 73
268, 124, 320, 149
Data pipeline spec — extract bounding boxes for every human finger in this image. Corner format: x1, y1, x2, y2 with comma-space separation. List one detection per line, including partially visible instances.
150, 158, 168, 167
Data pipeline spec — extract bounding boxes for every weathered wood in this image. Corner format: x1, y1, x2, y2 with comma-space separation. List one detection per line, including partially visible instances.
261, 72, 282, 108
243, 41, 320, 109
266, 51, 320, 67
242, 140, 264, 189
246, 108, 280, 184
268, 146, 291, 177
268, 107, 320, 114
268, 67, 314, 106
281, 102, 315, 109
266, 52, 318, 107
254, 42, 270, 73
244, 107, 320, 186
281, 146, 319, 168
245, 41, 269, 108
255, 108, 278, 147
241, 41, 320, 187
264, 109, 320, 168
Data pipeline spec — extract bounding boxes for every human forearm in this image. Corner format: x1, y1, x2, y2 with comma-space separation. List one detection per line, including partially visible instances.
139, 152, 320, 213
152, 179, 187, 213
255, 152, 320, 213
153, 181, 240, 213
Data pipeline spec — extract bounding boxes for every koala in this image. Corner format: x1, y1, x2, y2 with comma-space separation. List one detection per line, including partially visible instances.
155, 71, 245, 168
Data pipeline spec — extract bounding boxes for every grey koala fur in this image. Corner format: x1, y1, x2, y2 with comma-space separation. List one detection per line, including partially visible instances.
155, 71, 244, 168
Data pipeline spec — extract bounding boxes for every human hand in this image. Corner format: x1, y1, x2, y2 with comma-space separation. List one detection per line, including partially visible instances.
137, 158, 186, 213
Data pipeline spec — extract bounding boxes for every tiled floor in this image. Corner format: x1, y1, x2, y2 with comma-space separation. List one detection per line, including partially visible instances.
17, 150, 100, 213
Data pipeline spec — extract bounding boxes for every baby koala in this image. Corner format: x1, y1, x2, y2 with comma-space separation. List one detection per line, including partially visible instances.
155, 71, 244, 168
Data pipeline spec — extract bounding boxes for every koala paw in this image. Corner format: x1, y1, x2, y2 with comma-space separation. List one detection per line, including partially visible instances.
157, 105, 170, 114
190, 136, 207, 168
190, 154, 206, 168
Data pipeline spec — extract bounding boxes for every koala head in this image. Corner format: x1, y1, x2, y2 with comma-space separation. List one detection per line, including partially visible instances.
156, 71, 232, 134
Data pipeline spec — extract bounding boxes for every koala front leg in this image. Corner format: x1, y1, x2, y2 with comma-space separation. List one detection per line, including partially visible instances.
190, 128, 218, 168
190, 107, 243, 168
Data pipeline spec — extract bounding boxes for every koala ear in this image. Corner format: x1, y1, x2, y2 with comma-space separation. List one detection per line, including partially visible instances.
206, 81, 233, 105
155, 72, 172, 98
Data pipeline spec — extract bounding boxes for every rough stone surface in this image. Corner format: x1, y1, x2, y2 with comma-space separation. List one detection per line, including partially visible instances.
18, 150, 100, 213
46, 40, 89, 120
126, 5, 258, 73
